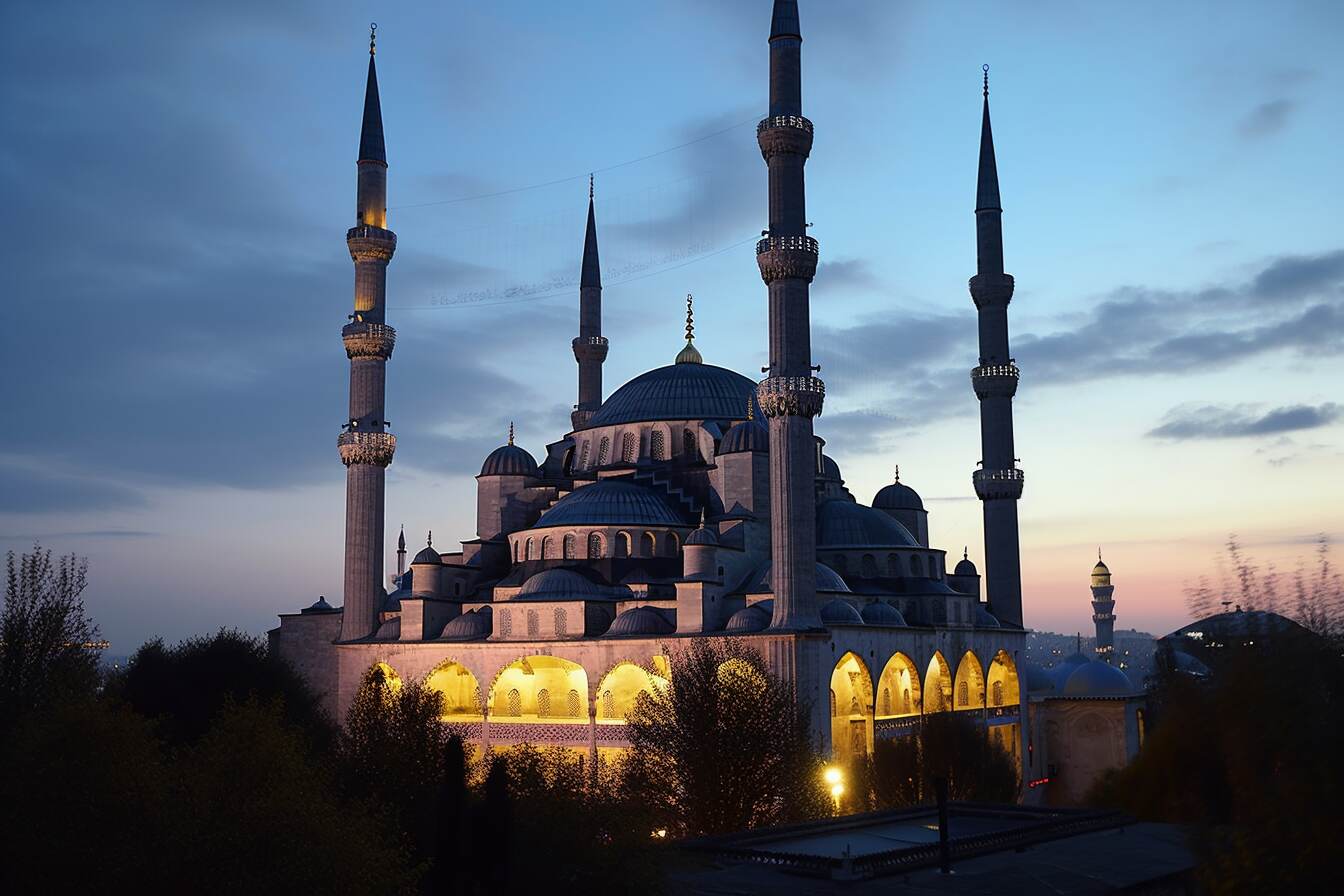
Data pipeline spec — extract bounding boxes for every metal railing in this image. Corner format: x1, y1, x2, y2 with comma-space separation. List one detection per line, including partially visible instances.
757, 114, 813, 133
756, 234, 819, 256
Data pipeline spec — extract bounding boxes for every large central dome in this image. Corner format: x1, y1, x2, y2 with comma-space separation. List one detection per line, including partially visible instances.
585, 363, 761, 429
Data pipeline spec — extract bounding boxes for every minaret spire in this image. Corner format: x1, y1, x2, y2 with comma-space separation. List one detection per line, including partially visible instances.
1091, 553, 1116, 663
572, 176, 608, 429
676, 294, 703, 364
757, 0, 825, 630
969, 64, 1024, 629
339, 27, 398, 641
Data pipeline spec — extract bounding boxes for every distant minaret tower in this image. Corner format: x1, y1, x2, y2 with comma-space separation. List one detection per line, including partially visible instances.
969, 66, 1025, 629
757, 0, 825, 630
395, 525, 407, 580
338, 24, 397, 641
572, 176, 608, 429
1091, 551, 1116, 662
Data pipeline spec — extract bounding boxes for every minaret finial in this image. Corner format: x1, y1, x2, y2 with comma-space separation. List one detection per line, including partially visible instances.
746, 394, 754, 421
675, 293, 703, 364
589, 173, 594, 200
427, 530, 433, 547
982, 63, 989, 98
508, 421, 515, 446
964, 546, 969, 560
370, 22, 377, 56
685, 294, 695, 342
1098, 545, 1103, 561
894, 464, 900, 483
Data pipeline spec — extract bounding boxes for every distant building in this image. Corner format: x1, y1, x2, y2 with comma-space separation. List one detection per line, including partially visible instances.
1158, 606, 1315, 676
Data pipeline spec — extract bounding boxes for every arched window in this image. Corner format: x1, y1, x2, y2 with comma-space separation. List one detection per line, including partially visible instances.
991, 680, 1004, 707
957, 680, 969, 707
887, 554, 901, 577
829, 689, 837, 718
525, 538, 534, 560
650, 429, 666, 460
578, 441, 590, 469
617, 531, 632, 558
563, 533, 577, 559
641, 532, 656, 558
598, 437, 610, 465
861, 554, 877, 578
665, 532, 679, 555
526, 609, 539, 638
540, 536, 552, 560
513, 541, 520, 562
622, 432, 637, 462
567, 689, 582, 718
499, 610, 512, 638
602, 690, 615, 719
587, 532, 602, 559
506, 688, 521, 717
683, 430, 698, 461
554, 607, 567, 636
537, 688, 551, 718
911, 555, 924, 577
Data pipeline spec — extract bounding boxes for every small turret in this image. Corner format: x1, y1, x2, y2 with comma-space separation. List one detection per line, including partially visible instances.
683, 511, 720, 581
411, 532, 443, 598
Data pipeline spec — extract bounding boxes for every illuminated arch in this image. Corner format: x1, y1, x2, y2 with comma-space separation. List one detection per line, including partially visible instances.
616, 531, 632, 558
489, 655, 589, 723
594, 661, 669, 723
370, 661, 402, 695
987, 649, 1020, 708
424, 659, 483, 720
876, 652, 921, 719
923, 652, 952, 714
954, 651, 986, 710
830, 651, 874, 763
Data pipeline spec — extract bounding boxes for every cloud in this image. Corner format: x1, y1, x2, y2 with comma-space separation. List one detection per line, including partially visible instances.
0, 459, 149, 513
1238, 99, 1295, 139
815, 258, 880, 293
1147, 403, 1342, 440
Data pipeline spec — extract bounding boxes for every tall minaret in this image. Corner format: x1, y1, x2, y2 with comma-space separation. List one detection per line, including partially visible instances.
969, 66, 1024, 629
1090, 552, 1116, 662
757, 0, 825, 630
338, 25, 397, 641
571, 176, 608, 430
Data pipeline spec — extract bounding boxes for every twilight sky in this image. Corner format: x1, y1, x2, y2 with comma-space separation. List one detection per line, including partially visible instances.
4, 0, 1342, 652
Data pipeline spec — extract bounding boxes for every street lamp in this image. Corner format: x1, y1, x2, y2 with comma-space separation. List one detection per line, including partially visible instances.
823, 765, 844, 814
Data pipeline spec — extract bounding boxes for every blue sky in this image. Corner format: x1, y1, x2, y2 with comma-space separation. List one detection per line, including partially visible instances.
3, 0, 1342, 650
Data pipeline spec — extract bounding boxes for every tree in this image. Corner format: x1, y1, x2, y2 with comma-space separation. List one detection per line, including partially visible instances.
0, 544, 99, 730
620, 638, 829, 837
867, 712, 1018, 809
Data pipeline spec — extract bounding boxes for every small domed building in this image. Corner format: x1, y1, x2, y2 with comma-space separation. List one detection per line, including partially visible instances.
271, 1, 1032, 777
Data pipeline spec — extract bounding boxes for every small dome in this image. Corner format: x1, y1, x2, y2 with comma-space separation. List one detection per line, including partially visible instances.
1023, 663, 1056, 694
819, 455, 842, 482
412, 545, 443, 565
873, 469, 923, 511
749, 562, 850, 594
954, 552, 978, 577
686, 524, 719, 546
675, 340, 703, 365
517, 568, 620, 601
975, 605, 1000, 628
817, 499, 919, 548
479, 443, 540, 478
820, 598, 864, 625
718, 418, 769, 455
301, 595, 336, 614
606, 605, 675, 637
1051, 651, 1091, 687
586, 363, 761, 429
535, 480, 687, 528
1091, 558, 1112, 588
860, 601, 906, 626
725, 604, 770, 633
1062, 660, 1135, 697
442, 606, 492, 641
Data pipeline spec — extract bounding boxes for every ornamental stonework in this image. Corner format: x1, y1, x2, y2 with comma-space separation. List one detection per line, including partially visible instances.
487, 721, 590, 745
756, 375, 826, 419
968, 272, 1015, 309
338, 430, 397, 467
342, 322, 396, 361
571, 335, 609, 363
757, 115, 814, 161
346, 224, 397, 264
972, 467, 1025, 500
970, 363, 1019, 399
756, 235, 819, 284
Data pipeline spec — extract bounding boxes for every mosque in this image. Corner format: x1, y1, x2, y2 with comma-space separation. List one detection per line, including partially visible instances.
272, 1, 1036, 772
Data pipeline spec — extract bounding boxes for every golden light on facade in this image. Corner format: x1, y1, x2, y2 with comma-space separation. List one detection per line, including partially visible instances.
823, 765, 845, 812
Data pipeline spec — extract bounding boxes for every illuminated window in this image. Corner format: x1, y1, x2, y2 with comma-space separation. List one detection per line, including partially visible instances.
902, 688, 911, 714
617, 531, 632, 558
567, 689, 582, 718
992, 680, 1004, 707
525, 538, 535, 560
540, 536, 552, 560
537, 688, 551, 718
830, 689, 837, 717
499, 610, 512, 638
506, 688, 521, 717
602, 690, 615, 719
578, 441, 590, 468
881, 687, 891, 716
958, 680, 969, 707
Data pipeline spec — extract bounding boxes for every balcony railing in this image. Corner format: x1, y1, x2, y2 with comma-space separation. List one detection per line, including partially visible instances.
757, 114, 813, 134
756, 234, 819, 256
971, 363, 1020, 379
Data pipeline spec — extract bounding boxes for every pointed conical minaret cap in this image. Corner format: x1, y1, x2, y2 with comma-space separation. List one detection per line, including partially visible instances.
359, 24, 386, 164
581, 175, 601, 289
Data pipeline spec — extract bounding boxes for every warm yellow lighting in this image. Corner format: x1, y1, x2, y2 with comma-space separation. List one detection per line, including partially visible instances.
823, 766, 843, 787
653, 829, 668, 839
830, 783, 845, 800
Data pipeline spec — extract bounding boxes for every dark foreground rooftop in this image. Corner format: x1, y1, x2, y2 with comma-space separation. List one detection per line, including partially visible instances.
674, 803, 1195, 894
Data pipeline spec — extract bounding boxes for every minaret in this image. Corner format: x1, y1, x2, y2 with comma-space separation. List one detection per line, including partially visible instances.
1091, 551, 1116, 662
757, 0, 825, 630
969, 66, 1024, 629
571, 176, 608, 429
396, 525, 407, 580
338, 24, 397, 641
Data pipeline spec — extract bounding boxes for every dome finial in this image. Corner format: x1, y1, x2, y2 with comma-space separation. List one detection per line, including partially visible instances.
1098, 545, 1103, 561
964, 546, 969, 560
982, 63, 989, 99
427, 530, 433, 547
746, 393, 754, 421
508, 421, 515, 446
893, 464, 900, 483
370, 22, 377, 56
675, 293, 703, 364
685, 293, 695, 342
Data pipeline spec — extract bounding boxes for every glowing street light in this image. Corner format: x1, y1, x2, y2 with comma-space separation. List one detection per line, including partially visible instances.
823, 765, 845, 814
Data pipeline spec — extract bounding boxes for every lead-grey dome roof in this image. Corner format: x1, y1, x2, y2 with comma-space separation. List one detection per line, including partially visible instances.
441, 606, 492, 641
517, 568, 626, 601
1062, 660, 1135, 697
412, 545, 443, 565
1023, 663, 1056, 694
817, 499, 919, 548
746, 561, 850, 594
874, 481, 923, 511
725, 604, 770, 633
860, 601, 906, 626
586, 363, 761, 429
820, 598, 864, 625
975, 605, 1000, 628
1052, 652, 1091, 687
718, 418, 768, 455
479, 443, 539, 477
536, 480, 688, 528
605, 605, 675, 637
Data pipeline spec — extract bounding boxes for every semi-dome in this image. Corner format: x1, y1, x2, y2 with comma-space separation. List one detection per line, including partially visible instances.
585, 363, 761, 429
1022, 663, 1056, 694
860, 601, 906, 626
535, 480, 687, 528
479, 443, 539, 478
441, 606, 492, 641
517, 568, 624, 601
817, 499, 919, 548
975, 605, 1001, 627
1062, 660, 1135, 697
725, 604, 770, 633
820, 598, 864, 625
606, 605, 675, 637
718, 417, 768, 455
748, 561, 850, 594
873, 469, 923, 511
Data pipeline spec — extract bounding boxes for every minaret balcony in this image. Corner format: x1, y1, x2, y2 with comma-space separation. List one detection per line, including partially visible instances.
347, 224, 397, 264
571, 335, 609, 362
970, 363, 1019, 399
757, 114, 814, 160
338, 430, 397, 468
968, 272, 1015, 309
756, 375, 826, 419
756, 235, 819, 284
342, 321, 396, 361
972, 467, 1024, 500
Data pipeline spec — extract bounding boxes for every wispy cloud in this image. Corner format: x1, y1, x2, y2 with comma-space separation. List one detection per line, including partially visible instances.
1147, 403, 1341, 440
1238, 99, 1295, 139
